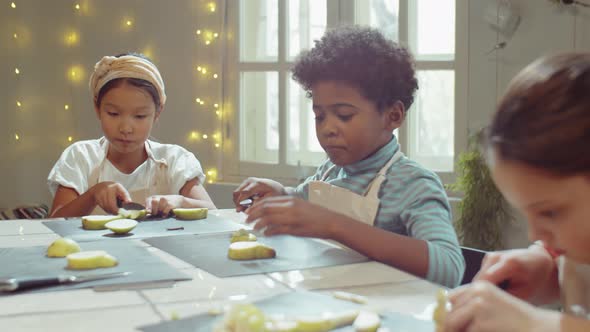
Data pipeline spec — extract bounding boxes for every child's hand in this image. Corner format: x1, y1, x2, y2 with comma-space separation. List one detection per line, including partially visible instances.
244, 196, 335, 238
233, 177, 287, 212
91, 181, 131, 215
473, 246, 557, 303
146, 195, 184, 216
444, 281, 559, 332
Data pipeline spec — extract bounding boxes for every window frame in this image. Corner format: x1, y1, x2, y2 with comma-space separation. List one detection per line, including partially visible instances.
222, 0, 468, 185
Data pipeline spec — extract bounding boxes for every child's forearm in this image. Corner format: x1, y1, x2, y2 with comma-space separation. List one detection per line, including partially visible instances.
328, 216, 429, 278
50, 190, 97, 218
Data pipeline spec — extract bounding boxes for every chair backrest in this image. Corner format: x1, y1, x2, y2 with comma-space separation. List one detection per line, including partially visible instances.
460, 246, 487, 285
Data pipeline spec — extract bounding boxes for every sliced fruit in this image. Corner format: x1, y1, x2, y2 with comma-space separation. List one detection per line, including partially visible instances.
222, 304, 266, 331
46, 238, 81, 257
230, 229, 257, 243
81, 215, 123, 230
228, 241, 276, 260
433, 289, 450, 332
66, 250, 118, 270
117, 208, 147, 220
333, 290, 368, 304
172, 207, 208, 220
353, 311, 380, 332
105, 218, 138, 234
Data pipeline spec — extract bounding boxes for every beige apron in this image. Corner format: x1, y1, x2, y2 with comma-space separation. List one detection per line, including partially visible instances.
308, 151, 403, 225
558, 256, 590, 319
88, 138, 169, 215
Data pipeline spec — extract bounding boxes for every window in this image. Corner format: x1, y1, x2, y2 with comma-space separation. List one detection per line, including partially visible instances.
224, 0, 467, 183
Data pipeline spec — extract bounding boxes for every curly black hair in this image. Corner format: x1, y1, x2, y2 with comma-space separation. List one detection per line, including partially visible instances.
291, 25, 418, 112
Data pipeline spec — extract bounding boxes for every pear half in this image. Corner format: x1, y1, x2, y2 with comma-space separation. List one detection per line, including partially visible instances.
433, 289, 450, 332
66, 250, 118, 270
353, 311, 381, 332
230, 229, 257, 243
172, 207, 208, 220
46, 238, 81, 257
118, 208, 147, 220
81, 215, 123, 230
228, 241, 276, 260
105, 218, 138, 234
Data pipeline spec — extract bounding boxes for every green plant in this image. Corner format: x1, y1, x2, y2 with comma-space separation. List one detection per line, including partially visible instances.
447, 131, 512, 251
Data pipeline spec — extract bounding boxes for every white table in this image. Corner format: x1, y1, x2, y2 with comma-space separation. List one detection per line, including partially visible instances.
0, 210, 440, 331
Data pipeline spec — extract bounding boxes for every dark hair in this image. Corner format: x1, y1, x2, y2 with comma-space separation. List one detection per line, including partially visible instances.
291, 25, 418, 112
487, 53, 590, 174
95, 52, 161, 108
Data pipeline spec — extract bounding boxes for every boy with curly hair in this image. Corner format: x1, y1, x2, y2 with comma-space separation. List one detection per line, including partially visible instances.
233, 26, 464, 287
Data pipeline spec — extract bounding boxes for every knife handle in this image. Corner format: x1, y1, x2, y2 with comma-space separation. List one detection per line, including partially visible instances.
1, 276, 67, 292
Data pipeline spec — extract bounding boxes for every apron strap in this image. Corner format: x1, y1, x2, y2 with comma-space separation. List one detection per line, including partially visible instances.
363, 150, 404, 198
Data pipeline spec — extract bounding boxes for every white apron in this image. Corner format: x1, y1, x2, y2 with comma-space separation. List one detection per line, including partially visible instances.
88, 138, 169, 215
558, 256, 590, 319
308, 150, 403, 225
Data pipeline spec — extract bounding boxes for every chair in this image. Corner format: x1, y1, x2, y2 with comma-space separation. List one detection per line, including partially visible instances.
460, 246, 487, 285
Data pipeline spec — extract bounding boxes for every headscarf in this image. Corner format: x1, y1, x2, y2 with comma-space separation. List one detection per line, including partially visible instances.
89, 55, 166, 106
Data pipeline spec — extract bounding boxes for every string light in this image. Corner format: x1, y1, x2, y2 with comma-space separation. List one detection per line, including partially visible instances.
216, 110, 221, 116
197, 66, 202, 72
16, 101, 22, 107
14, 134, 19, 141
10, 2, 16, 9
213, 33, 219, 38
196, 30, 201, 35
191, 131, 198, 139
208, 2, 216, 12
64, 31, 79, 46
13, 33, 18, 39
126, 20, 132, 26
205, 40, 211, 45
215, 143, 220, 148
64, 104, 70, 110
15, 68, 20, 75
214, 103, 219, 108
206, 168, 218, 183
196, 98, 201, 103
201, 68, 207, 74
67, 65, 86, 83
74, 3, 80, 10
202, 134, 208, 139
213, 73, 218, 79
67, 136, 73, 142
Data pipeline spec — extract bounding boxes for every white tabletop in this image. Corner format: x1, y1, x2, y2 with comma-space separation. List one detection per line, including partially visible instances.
0, 209, 440, 331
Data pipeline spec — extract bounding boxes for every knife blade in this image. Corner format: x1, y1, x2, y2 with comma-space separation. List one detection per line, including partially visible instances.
0, 271, 131, 292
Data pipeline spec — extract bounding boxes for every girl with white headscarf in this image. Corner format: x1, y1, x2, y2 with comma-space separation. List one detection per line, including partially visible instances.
48, 53, 216, 217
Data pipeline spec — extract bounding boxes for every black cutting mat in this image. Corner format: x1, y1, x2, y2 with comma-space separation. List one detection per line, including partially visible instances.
42, 213, 242, 242
0, 240, 190, 295
140, 291, 434, 332
143, 233, 369, 277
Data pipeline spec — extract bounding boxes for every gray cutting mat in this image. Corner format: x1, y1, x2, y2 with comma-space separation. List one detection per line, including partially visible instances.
140, 291, 434, 332
0, 240, 190, 295
42, 213, 242, 242
143, 233, 369, 277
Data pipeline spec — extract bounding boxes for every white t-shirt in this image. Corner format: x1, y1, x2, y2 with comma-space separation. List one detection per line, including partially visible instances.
47, 138, 205, 197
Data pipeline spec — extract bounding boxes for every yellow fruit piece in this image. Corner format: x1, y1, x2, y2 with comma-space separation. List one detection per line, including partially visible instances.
105, 218, 138, 234
433, 289, 450, 331
353, 311, 380, 332
46, 238, 81, 257
230, 229, 257, 243
117, 208, 147, 220
172, 207, 208, 220
66, 250, 118, 270
228, 241, 276, 260
81, 215, 123, 230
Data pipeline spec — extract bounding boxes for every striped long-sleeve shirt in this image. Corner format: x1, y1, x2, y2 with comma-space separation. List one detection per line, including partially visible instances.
293, 136, 465, 288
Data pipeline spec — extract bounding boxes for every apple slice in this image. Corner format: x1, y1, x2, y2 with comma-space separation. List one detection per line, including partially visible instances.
66, 250, 118, 270
172, 207, 208, 220
433, 289, 450, 332
228, 241, 276, 260
105, 219, 138, 234
46, 238, 81, 257
81, 215, 123, 230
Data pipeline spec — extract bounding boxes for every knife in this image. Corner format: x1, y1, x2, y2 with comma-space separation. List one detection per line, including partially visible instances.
0, 271, 131, 292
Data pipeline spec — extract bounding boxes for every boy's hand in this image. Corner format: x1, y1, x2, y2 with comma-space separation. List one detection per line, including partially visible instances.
91, 181, 131, 215
444, 281, 559, 332
233, 177, 287, 212
244, 196, 334, 238
146, 195, 184, 216
474, 246, 557, 303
